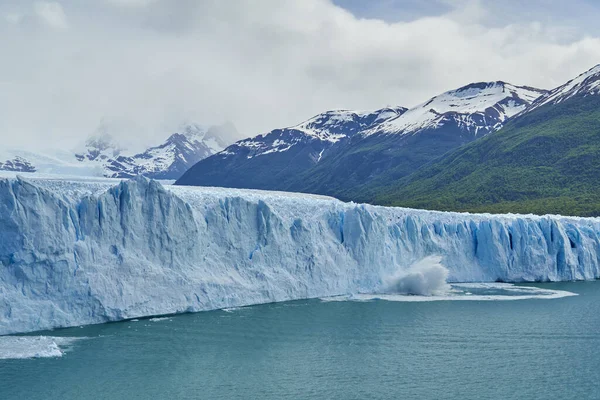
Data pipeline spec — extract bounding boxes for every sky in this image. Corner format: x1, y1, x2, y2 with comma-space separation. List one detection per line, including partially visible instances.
1, 0, 600, 151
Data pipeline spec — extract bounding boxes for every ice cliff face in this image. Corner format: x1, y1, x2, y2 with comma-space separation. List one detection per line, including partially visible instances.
1, 176, 600, 335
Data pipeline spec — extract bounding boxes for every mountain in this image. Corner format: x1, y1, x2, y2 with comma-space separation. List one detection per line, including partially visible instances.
373, 65, 600, 216
176, 107, 408, 188
74, 133, 124, 163
0, 156, 36, 173
74, 123, 236, 179
0, 122, 241, 179
286, 81, 547, 201
176, 82, 547, 198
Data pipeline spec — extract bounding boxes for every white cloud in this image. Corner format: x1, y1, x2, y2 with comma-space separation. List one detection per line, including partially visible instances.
0, 0, 599, 150
4, 12, 22, 24
33, 1, 68, 30
105, 0, 158, 8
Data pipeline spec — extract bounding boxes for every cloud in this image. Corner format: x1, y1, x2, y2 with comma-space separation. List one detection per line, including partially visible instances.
33, 1, 68, 30
4, 12, 22, 24
0, 0, 599, 151
105, 0, 158, 8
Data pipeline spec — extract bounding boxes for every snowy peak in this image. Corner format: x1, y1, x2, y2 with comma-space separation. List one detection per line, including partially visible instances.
218, 81, 546, 162
178, 124, 212, 148
368, 81, 547, 136
2, 123, 239, 180
0, 156, 36, 173
89, 123, 239, 179
179, 124, 208, 142
229, 107, 408, 159
292, 107, 408, 141
114, 132, 216, 179
76, 133, 123, 162
430, 81, 545, 114
178, 122, 242, 154
528, 64, 600, 112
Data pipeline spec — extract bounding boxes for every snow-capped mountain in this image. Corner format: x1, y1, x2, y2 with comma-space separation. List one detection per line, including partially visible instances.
222, 81, 545, 163
176, 82, 546, 194
75, 133, 124, 163
0, 122, 240, 180
176, 107, 408, 188
366, 81, 547, 137
526, 64, 600, 112
227, 107, 408, 159
75, 123, 235, 179
0, 156, 36, 173
377, 64, 600, 215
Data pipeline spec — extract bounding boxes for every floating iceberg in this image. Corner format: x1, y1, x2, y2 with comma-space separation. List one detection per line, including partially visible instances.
1, 175, 599, 334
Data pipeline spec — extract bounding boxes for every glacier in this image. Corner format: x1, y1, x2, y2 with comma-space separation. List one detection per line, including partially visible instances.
1, 174, 600, 335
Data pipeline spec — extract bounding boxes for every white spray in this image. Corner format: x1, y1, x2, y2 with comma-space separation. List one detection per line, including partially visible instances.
384, 256, 450, 296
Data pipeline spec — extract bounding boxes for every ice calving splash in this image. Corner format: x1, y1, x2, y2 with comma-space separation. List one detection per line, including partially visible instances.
322, 256, 578, 302
0, 336, 87, 360
384, 256, 450, 296
323, 284, 577, 302
323, 256, 577, 303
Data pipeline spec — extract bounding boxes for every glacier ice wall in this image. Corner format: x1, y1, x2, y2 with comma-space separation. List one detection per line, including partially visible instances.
1, 175, 600, 334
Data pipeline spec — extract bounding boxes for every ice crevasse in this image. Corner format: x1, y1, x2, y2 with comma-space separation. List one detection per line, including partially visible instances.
1, 175, 600, 334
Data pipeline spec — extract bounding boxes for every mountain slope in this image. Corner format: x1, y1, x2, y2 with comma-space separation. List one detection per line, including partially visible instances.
177, 82, 546, 193
375, 65, 600, 216
291, 82, 548, 202
176, 108, 408, 188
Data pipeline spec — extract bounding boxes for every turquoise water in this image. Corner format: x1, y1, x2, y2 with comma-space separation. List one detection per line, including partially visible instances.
1, 282, 600, 399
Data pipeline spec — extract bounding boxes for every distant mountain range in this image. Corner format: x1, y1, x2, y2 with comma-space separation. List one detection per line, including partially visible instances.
177, 64, 600, 216
0, 122, 241, 180
176, 107, 408, 189
7, 64, 600, 216
176, 81, 548, 201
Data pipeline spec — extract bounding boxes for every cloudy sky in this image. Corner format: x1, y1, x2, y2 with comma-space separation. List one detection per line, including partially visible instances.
1, 0, 600, 150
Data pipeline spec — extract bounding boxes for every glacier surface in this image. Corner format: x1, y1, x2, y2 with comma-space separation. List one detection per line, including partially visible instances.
1, 174, 600, 335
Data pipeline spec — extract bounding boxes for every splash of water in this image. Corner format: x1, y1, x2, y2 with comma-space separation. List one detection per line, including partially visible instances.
0, 336, 87, 360
384, 256, 450, 296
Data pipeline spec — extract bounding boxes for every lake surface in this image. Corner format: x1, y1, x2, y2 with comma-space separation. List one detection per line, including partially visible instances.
1, 282, 600, 400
